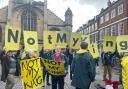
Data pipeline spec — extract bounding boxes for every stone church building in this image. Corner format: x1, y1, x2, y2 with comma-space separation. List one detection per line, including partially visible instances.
0, 0, 73, 48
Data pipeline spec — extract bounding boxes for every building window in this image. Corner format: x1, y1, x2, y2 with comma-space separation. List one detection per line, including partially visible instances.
95, 23, 97, 30
95, 33, 98, 42
21, 9, 37, 31
118, 4, 123, 15
118, 22, 124, 35
93, 34, 95, 43
92, 24, 94, 31
89, 26, 91, 33
105, 13, 109, 22
87, 28, 89, 34
0, 27, 2, 43
111, 9, 116, 19
100, 16, 104, 24
100, 30, 104, 40
105, 28, 110, 36
111, 25, 116, 36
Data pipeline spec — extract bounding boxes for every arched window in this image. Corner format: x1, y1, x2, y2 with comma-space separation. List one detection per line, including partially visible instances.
21, 9, 37, 31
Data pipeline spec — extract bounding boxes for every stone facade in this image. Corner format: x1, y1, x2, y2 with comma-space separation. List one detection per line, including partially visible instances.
0, 0, 73, 49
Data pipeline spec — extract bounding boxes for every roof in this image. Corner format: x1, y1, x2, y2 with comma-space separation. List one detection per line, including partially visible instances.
65, 7, 73, 16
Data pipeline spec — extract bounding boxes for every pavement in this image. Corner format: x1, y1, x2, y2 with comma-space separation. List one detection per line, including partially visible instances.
0, 64, 119, 89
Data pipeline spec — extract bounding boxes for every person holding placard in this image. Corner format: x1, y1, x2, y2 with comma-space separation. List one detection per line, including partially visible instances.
51, 45, 68, 89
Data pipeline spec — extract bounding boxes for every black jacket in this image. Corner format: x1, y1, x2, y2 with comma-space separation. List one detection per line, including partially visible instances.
0, 53, 10, 82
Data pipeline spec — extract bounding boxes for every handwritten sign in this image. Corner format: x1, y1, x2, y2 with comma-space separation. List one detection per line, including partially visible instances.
20, 58, 44, 89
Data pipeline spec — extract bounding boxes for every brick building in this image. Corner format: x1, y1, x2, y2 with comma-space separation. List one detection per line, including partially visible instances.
77, 0, 128, 52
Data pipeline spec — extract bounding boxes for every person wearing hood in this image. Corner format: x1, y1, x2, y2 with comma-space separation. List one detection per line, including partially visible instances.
71, 41, 95, 89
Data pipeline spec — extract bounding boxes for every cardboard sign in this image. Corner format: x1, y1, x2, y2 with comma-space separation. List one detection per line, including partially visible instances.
42, 59, 64, 76
81, 35, 90, 46
56, 31, 68, 48
70, 32, 81, 49
117, 35, 128, 53
43, 31, 68, 49
20, 58, 44, 89
103, 36, 117, 52
5, 25, 21, 51
43, 31, 57, 50
89, 43, 99, 58
24, 31, 38, 51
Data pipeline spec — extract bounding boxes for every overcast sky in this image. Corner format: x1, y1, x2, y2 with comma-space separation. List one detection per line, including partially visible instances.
0, 0, 117, 32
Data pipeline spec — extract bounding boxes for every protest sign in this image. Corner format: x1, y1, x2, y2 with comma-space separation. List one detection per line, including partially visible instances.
5, 25, 20, 51
20, 58, 44, 89
43, 31, 57, 50
70, 32, 81, 49
42, 59, 65, 76
103, 36, 117, 52
117, 35, 128, 53
81, 35, 90, 46
56, 31, 68, 48
89, 43, 99, 58
24, 31, 38, 51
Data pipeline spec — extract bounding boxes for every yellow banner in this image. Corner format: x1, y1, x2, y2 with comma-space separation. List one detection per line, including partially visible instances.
43, 31, 56, 50
24, 31, 38, 51
70, 32, 81, 49
121, 56, 128, 89
42, 59, 64, 76
81, 35, 90, 46
117, 35, 128, 53
103, 36, 117, 52
20, 58, 44, 89
5, 25, 20, 51
89, 43, 99, 58
56, 31, 68, 48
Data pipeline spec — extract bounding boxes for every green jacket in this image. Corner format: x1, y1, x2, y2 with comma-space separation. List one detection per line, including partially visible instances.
71, 49, 95, 89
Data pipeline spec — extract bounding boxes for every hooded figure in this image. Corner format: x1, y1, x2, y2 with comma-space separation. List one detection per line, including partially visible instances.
71, 41, 95, 89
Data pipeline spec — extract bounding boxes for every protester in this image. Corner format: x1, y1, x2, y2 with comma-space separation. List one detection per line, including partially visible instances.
101, 51, 115, 81
15, 44, 26, 76
51, 45, 68, 89
40, 47, 51, 86
68, 49, 74, 80
120, 53, 128, 89
0, 47, 16, 89
71, 41, 95, 89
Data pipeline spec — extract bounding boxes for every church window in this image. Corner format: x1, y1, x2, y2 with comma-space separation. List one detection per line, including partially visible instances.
21, 9, 37, 31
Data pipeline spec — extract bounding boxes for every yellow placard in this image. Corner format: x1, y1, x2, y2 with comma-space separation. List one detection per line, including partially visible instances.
89, 43, 99, 58
20, 58, 44, 89
117, 35, 128, 53
5, 25, 21, 51
56, 31, 68, 48
43, 31, 56, 50
121, 56, 128, 89
103, 36, 117, 52
70, 32, 81, 49
24, 31, 38, 51
81, 35, 90, 46
42, 59, 64, 76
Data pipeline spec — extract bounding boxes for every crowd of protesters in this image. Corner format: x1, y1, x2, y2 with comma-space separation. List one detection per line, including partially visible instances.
0, 41, 127, 89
